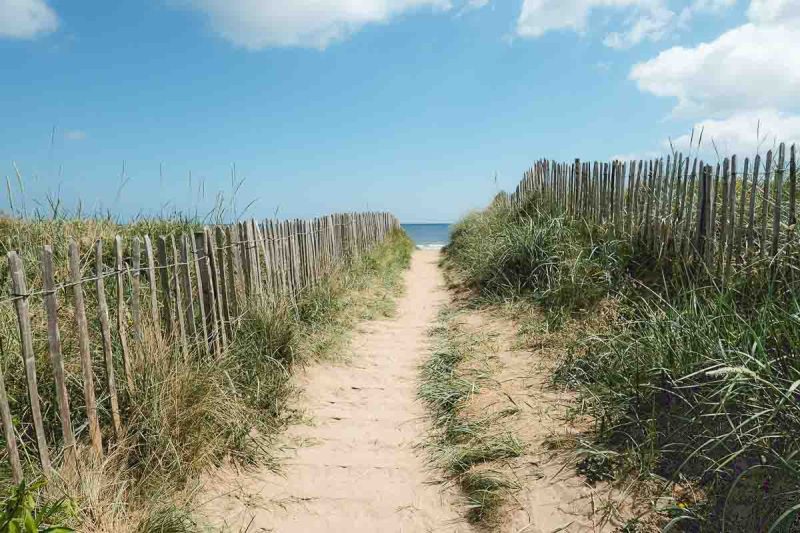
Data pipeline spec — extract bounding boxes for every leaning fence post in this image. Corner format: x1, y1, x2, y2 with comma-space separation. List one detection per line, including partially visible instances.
213, 227, 232, 340
735, 157, 749, 264
179, 234, 198, 343
170, 235, 190, 361
771, 144, 785, 258
717, 159, 730, 276
69, 241, 103, 456
157, 236, 175, 337
95, 240, 123, 438
748, 155, 761, 255
224, 226, 240, 320
0, 347, 22, 484
42, 245, 76, 467
760, 151, 774, 258
144, 236, 162, 342
131, 237, 143, 342
8, 251, 52, 476
191, 233, 211, 355
789, 145, 797, 240
114, 236, 134, 392
206, 228, 227, 350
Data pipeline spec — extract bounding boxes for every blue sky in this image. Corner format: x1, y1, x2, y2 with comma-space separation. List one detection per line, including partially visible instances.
0, 0, 797, 223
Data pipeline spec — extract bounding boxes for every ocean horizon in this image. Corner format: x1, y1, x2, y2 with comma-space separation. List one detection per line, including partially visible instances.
401, 223, 451, 249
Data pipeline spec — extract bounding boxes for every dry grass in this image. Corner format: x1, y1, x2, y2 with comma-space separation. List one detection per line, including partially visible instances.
0, 216, 413, 531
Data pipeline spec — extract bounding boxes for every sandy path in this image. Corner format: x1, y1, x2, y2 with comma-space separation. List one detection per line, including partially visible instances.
200, 250, 471, 532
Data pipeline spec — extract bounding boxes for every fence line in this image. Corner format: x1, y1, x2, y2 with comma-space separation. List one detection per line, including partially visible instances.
0, 211, 399, 481
505, 143, 798, 278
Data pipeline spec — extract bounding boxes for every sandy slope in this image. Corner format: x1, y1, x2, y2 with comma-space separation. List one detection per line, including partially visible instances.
198, 250, 472, 532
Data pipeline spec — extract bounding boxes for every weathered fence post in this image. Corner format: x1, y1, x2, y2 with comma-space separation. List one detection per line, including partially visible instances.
0, 354, 22, 483
95, 239, 123, 438
68, 241, 103, 456
144, 236, 162, 342
171, 235, 190, 360
114, 236, 134, 391
8, 252, 52, 475
42, 245, 77, 466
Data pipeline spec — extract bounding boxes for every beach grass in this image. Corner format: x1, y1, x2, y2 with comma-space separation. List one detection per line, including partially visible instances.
443, 195, 800, 531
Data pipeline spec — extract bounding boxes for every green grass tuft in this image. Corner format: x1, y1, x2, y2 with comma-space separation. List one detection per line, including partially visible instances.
443, 202, 629, 325
419, 309, 523, 526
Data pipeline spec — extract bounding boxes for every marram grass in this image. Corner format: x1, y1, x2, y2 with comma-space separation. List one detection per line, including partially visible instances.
0, 215, 413, 532
444, 195, 800, 532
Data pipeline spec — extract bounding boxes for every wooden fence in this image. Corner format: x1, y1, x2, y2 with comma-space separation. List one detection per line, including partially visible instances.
0, 211, 399, 481
506, 143, 799, 278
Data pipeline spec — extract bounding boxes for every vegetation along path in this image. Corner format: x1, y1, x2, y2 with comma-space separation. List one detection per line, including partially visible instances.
200, 249, 472, 531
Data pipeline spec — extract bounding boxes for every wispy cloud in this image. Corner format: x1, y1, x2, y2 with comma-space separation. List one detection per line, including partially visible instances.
516, 0, 671, 45
603, 3, 675, 50
465, 0, 490, 8
457, 0, 490, 15
64, 129, 87, 141
595, 60, 612, 72
515, 0, 736, 50
691, 0, 736, 13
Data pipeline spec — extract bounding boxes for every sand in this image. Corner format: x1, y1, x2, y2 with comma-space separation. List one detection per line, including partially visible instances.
198, 250, 472, 532
197, 250, 632, 532
451, 309, 630, 532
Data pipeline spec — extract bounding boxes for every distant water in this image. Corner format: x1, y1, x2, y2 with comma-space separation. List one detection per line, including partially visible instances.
401, 224, 451, 249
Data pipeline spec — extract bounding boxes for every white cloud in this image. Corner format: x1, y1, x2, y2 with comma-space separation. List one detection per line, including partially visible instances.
625, 1, 800, 159
180, 0, 453, 49
64, 130, 87, 141
669, 109, 800, 158
747, 0, 800, 24
0, 0, 58, 39
630, 22, 800, 117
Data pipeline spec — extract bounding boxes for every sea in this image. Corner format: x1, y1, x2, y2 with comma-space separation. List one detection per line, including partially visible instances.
401, 223, 451, 250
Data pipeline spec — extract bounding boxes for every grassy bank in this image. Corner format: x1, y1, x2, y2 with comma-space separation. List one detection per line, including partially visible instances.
0, 216, 413, 532
444, 198, 800, 531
